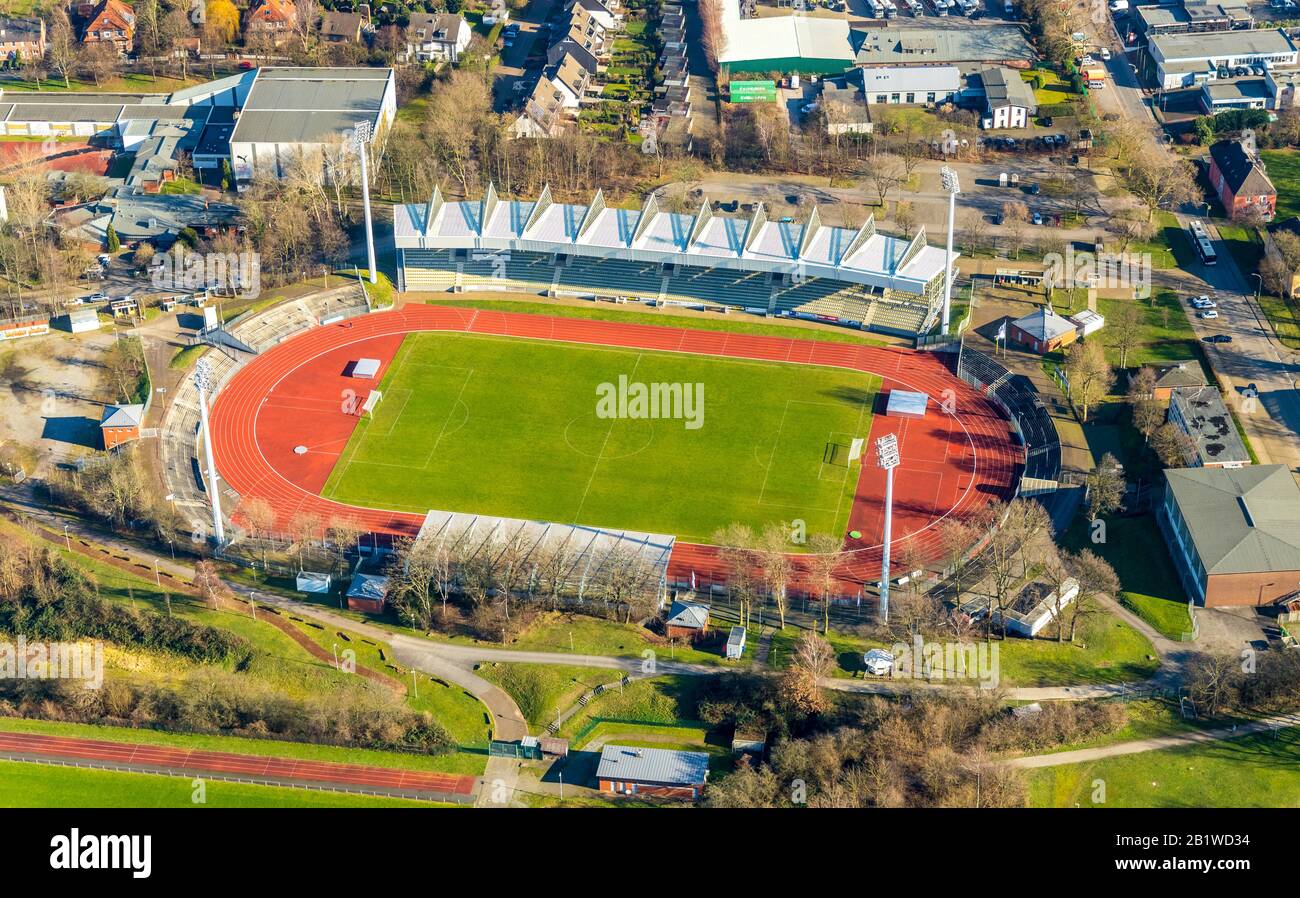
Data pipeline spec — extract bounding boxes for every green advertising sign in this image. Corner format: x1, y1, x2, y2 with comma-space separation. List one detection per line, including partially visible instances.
729, 80, 777, 103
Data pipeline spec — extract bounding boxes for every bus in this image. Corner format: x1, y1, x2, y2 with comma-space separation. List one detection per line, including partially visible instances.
1188, 219, 1218, 266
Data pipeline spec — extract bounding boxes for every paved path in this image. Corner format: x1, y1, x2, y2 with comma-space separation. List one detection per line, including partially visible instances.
1007, 713, 1300, 769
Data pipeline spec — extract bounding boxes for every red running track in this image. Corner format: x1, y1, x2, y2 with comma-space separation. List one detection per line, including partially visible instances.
0, 731, 476, 799
209, 305, 1022, 587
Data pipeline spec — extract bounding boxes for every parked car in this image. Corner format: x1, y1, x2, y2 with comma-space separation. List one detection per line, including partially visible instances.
1041, 115, 1054, 127
1199, 309, 1219, 319
1026, 182, 1041, 195
1031, 211, 1043, 225
1203, 333, 1232, 343
1099, 47, 1112, 61
83, 292, 108, 304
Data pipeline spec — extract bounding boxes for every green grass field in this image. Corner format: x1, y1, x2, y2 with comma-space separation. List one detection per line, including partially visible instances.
1029, 727, 1300, 808
0, 760, 438, 808
322, 333, 879, 542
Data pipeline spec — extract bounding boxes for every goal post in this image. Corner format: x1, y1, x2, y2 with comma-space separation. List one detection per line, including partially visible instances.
848, 437, 866, 463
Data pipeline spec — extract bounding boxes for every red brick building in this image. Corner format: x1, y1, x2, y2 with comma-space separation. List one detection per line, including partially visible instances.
664, 599, 709, 641
100, 403, 143, 450
596, 745, 709, 799
1158, 466, 1300, 608
1208, 139, 1276, 222
1006, 307, 1078, 355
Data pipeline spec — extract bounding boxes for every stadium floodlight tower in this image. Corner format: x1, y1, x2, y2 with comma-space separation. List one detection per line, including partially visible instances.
193, 359, 225, 547
939, 165, 961, 334
350, 120, 378, 286
875, 432, 901, 625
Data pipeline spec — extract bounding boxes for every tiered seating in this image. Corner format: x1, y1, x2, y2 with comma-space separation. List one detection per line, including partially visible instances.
402, 250, 458, 291
870, 302, 930, 335
556, 257, 662, 297
790, 293, 876, 323
663, 267, 771, 308
771, 277, 868, 315
460, 251, 551, 293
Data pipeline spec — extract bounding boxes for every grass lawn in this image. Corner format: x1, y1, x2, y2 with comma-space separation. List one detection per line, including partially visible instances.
1129, 211, 1194, 270
1059, 290, 1204, 368
1257, 290, 1300, 351
476, 663, 622, 729
0, 760, 438, 808
159, 177, 202, 195
766, 610, 1157, 687
1261, 150, 1300, 220
169, 344, 206, 369
424, 297, 892, 346
322, 332, 879, 542
1061, 514, 1193, 640
509, 613, 729, 667
561, 675, 710, 739
1028, 726, 1300, 807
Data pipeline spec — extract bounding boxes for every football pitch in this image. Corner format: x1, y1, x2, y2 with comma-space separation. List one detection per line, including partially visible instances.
320, 333, 879, 542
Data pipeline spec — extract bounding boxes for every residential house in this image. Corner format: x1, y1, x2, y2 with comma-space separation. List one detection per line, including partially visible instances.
79, 0, 136, 54
1158, 465, 1300, 607
0, 17, 46, 65
567, 0, 623, 32
1207, 138, 1276, 221
320, 9, 366, 43
405, 13, 470, 64
978, 66, 1037, 129
820, 76, 873, 135
244, 0, 299, 48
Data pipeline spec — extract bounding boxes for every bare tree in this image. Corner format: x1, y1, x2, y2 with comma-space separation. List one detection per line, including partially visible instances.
1063, 339, 1115, 423
1085, 452, 1126, 521
757, 522, 794, 629
805, 533, 844, 635
1108, 303, 1144, 369
1067, 550, 1119, 643
241, 498, 278, 567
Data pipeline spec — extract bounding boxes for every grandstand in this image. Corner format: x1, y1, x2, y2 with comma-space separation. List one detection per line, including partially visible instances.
954, 345, 1060, 495
159, 285, 371, 524
393, 185, 954, 338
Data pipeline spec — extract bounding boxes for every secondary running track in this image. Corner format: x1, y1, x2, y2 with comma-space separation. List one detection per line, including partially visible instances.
209, 305, 1022, 588
0, 731, 476, 803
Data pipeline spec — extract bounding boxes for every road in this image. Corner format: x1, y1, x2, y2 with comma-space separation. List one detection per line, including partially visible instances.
490, 0, 559, 113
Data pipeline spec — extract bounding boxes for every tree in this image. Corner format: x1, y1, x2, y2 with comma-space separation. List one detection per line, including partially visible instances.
1085, 452, 1125, 521
105, 223, 120, 253
390, 537, 437, 630
782, 630, 833, 715
713, 523, 761, 628
1067, 550, 1119, 643
240, 497, 278, 567
206, 0, 241, 44
45, 9, 78, 89
1126, 367, 1164, 444
1001, 201, 1029, 258
961, 208, 989, 257
867, 153, 904, 208
757, 522, 793, 629
895, 200, 918, 238
935, 516, 976, 613
1107, 302, 1143, 369
805, 533, 843, 635
1151, 421, 1193, 468
287, 511, 321, 569
1063, 339, 1114, 423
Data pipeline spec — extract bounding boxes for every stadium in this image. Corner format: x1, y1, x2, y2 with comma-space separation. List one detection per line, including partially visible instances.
205, 296, 1040, 599
392, 186, 953, 338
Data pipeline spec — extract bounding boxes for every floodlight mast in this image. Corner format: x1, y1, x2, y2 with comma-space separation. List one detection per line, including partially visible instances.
875, 433, 901, 625
940, 166, 961, 335
351, 120, 378, 286
194, 360, 225, 546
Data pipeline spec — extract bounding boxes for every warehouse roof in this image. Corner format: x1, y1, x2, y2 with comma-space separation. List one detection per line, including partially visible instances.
596, 745, 709, 787
852, 25, 1036, 69
1151, 28, 1297, 62
231, 67, 393, 145
1166, 465, 1300, 575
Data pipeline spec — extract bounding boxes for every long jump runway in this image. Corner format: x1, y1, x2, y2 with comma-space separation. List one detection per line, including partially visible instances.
0, 731, 476, 803
210, 305, 1023, 588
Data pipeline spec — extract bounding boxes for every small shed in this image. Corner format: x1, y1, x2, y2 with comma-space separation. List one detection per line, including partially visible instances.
731, 731, 766, 755
1069, 309, 1105, 338
62, 308, 101, 334
886, 389, 929, 419
346, 572, 390, 614
596, 744, 710, 799
725, 626, 746, 660
665, 599, 710, 641
295, 571, 332, 594
110, 297, 139, 318
100, 403, 145, 450
352, 358, 381, 379
540, 737, 569, 758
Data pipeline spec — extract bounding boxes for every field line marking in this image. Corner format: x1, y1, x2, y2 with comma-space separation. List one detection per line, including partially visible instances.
572, 353, 643, 523
421, 368, 476, 469
755, 398, 793, 507
829, 378, 874, 537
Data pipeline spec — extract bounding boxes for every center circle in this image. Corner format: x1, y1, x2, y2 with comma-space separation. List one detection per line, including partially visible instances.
563, 415, 655, 461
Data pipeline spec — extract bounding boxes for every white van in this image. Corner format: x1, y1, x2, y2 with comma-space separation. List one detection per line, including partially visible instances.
1108, 0, 1128, 10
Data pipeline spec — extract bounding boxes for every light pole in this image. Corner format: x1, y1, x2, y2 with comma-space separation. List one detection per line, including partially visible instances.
1249, 272, 1262, 304
939, 166, 960, 335
875, 433, 901, 626
193, 360, 225, 546
350, 120, 378, 285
